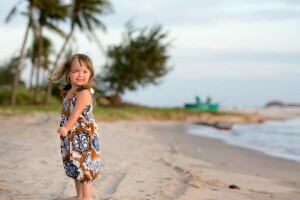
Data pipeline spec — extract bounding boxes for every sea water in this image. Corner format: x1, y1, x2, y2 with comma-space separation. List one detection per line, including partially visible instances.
186, 117, 300, 163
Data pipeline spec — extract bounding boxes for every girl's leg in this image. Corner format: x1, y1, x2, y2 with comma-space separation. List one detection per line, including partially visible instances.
67, 180, 83, 200
82, 182, 93, 200
75, 180, 83, 199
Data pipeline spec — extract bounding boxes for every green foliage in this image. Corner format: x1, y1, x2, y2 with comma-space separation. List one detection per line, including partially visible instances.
0, 57, 25, 86
27, 36, 54, 68
92, 106, 247, 121
0, 87, 31, 105
0, 87, 60, 105
0, 87, 11, 104
0, 61, 15, 86
15, 88, 34, 105
71, 0, 112, 31
69, 0, 112, 47
35, 0, 69, 36
51, 82, 61, 99
0, 104, 228, 120
101, 22, 172, 96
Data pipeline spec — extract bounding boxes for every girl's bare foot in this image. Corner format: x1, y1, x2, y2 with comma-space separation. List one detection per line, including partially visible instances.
66, 196, 82, 200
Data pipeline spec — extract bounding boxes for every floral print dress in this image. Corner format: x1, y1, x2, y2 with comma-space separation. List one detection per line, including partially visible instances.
59, 85, 100, 183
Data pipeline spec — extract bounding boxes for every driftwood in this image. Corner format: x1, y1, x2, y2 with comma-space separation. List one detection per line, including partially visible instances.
196, 121, 233, 130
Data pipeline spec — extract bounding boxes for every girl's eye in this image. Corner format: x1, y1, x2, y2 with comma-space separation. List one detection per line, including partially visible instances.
84, 71, 88, 73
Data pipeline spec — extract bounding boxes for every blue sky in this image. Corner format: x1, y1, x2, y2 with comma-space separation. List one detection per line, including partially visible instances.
1, 0, 300, 107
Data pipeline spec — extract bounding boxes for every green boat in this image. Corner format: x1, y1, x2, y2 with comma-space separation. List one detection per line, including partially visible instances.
184, 96, 219, 111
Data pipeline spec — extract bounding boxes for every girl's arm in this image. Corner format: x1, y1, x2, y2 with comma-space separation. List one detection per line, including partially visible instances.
57, 90, 92, 136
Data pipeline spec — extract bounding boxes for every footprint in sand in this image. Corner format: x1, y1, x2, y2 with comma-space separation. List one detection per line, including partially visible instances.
30, 159, 47, 165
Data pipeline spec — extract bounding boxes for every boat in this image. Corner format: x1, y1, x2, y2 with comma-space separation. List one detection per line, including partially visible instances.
184, 96, 219, 111
185, 103, 219, 110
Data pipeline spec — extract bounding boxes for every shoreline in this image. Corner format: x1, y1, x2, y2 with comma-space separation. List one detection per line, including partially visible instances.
188, 116, 300, 164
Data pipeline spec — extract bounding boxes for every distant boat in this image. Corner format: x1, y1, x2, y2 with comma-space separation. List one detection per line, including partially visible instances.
185, 96, 219, 111
185, 103, 219, 111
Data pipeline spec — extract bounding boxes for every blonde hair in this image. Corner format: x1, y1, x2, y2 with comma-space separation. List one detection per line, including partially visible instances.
48, 54, 95, 87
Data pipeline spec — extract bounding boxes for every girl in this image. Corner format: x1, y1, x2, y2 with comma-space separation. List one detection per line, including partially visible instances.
49, 54, 101, 200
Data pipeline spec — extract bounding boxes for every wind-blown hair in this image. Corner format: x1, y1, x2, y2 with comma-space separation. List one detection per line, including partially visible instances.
48, 54, 95, 88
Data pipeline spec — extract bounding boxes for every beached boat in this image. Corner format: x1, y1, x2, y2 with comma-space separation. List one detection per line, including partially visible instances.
185, 96, 219, 111
185, 103, 219, 110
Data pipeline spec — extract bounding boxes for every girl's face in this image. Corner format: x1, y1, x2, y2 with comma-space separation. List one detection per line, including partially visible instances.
69, 58, 91, 87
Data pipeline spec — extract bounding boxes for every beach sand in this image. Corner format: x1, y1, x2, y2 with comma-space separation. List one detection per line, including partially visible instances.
0, 111, 299, 200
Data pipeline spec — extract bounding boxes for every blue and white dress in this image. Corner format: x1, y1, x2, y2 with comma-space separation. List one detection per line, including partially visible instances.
59, 85, 100, 183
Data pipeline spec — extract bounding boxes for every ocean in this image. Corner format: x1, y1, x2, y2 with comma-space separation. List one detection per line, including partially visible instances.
186, 117, 300, 163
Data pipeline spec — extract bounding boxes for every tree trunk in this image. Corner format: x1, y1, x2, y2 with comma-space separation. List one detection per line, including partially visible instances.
45, 81, 53, 104
45, 26, 74, 104
10, 5, 33, 105
33, 26, 44, 103
29, 59, 35, 90
112, 90, 122, 106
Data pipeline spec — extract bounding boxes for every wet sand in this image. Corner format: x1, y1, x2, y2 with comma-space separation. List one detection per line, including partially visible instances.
139, 120, 300, 200
0, 112, 299, 200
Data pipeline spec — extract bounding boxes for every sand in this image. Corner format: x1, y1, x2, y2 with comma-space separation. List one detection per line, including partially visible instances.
0, 111, 299, 200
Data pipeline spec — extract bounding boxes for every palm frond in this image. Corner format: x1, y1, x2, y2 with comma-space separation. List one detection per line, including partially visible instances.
46, 22, 66, 37
72, 0, 112, 34
5, 6, 18, 23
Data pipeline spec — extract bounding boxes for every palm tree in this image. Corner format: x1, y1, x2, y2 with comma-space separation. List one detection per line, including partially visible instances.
33, 0, 68, 103
6, 0, 35, 105
41, 38, 54, 87
26, 36, 54, 90
6, 0, 67, 104
45, 0, 113, 104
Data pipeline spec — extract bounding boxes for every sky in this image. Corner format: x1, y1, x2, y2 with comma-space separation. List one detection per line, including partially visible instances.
0, 0, 300, 108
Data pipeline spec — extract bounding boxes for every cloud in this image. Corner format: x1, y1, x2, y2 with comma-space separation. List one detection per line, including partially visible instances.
192, 50, 300, 64
167, 58, 300, 80
239, 9, 300, 22
3, 0, 300, 29
104, 0, 300, 27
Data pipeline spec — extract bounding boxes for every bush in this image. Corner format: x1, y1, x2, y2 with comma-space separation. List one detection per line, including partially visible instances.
0, 86, 60, 105
51, 82, 61, 100
0, 87, 11, 104
16, 88, 34, 105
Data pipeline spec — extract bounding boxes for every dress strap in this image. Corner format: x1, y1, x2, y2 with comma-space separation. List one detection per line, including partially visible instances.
60, 84, 93, 98
71, 85, 93, 98
60, 84, 72, 98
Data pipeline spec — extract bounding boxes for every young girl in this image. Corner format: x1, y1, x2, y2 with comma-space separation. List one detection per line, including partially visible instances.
49, 54, 101, 200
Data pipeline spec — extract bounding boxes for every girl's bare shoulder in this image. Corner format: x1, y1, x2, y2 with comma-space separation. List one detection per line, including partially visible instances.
76, 89, 92, 104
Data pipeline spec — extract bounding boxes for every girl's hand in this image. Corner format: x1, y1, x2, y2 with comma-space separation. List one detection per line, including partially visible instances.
57, 126, 68, 137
